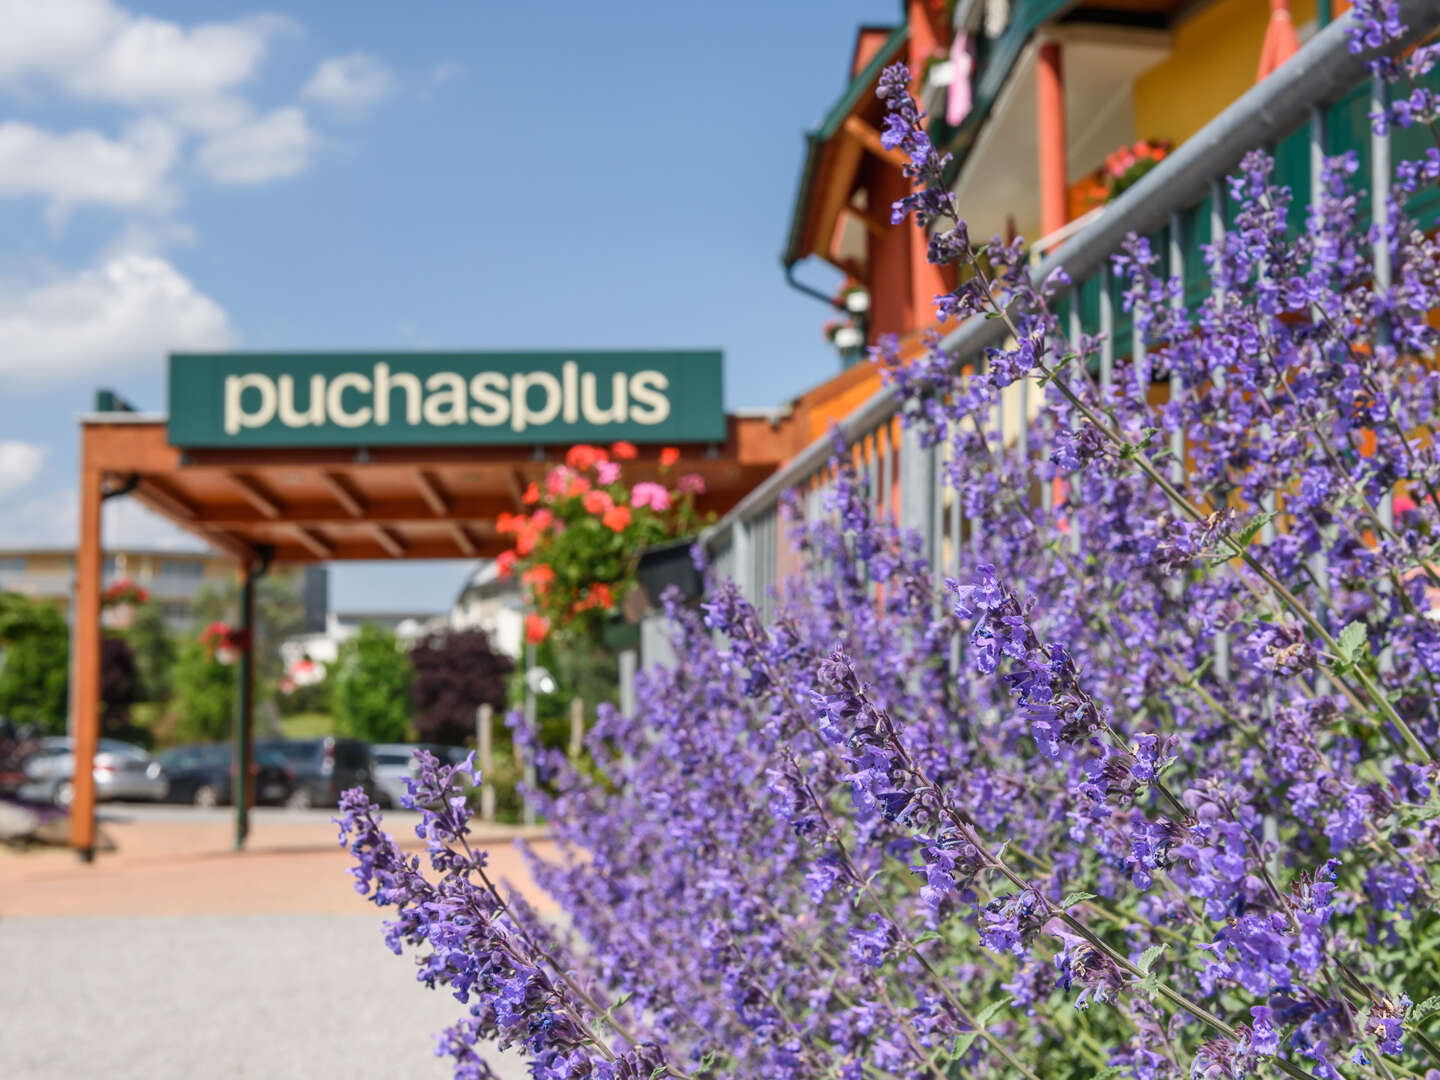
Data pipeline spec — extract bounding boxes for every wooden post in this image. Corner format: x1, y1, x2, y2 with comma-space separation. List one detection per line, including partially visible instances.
1037, 41, 1069, 239
476, 703, 495, 822
69, 462, 104, 860
569, 697, 584, 760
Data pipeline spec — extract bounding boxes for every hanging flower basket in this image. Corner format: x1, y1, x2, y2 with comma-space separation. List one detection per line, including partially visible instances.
498, 442, 710, 644
102, 578, 149, 609
200, 621, 251, 665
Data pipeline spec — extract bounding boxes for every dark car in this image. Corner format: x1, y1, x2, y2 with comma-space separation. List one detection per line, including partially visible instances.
156, 743, 297, 808
254, 736, 380, 809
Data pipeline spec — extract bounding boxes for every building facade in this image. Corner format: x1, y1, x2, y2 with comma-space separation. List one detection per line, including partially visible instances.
0, 545, 328, 632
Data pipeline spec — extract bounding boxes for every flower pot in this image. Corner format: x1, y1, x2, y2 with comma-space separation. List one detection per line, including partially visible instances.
635, 538, 703, 609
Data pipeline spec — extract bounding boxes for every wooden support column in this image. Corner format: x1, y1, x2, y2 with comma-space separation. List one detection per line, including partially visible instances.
69, 461, 104, 859
1037, 41, 1069, 239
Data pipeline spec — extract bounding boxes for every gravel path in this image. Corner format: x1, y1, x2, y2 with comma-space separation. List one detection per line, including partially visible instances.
0, 914, 530, 1080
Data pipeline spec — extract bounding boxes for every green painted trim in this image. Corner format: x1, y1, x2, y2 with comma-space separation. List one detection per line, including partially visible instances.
782, 23, 909, 267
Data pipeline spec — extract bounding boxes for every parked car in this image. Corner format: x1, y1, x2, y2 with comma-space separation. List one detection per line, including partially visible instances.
254, 736, 380, 809
156, 743, 297, 808
370, 743, 470, 808
18, 737, 168, 808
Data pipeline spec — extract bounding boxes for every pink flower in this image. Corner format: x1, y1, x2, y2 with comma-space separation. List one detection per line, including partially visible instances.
596, 461, 621, 485
631, 482, 672, 511
677, 473, 706, 495
545, 466, 573, 497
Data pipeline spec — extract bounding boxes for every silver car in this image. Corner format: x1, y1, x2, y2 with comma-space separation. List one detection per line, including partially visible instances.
18, 737, 169, 807
370, 743, 468, 808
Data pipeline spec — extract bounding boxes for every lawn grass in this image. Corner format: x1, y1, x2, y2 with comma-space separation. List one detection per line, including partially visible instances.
278, 711, 335, 738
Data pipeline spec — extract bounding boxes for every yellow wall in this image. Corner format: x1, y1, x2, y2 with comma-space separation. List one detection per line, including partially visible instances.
1134, 0, 1319, 145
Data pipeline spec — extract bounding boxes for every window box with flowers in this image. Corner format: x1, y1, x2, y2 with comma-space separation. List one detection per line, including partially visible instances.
497, 442, 710, 645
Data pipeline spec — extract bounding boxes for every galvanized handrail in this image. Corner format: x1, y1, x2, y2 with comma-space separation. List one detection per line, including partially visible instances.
703, 1, 1439, 605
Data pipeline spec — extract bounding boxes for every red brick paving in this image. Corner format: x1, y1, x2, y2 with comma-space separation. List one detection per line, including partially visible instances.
0, 811, 557, 918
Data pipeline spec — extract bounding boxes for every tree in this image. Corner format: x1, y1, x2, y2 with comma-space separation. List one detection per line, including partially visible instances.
170, 637, 235, 743
0, 593, 69, 734
100, 636, 140, 728
332, 625, 412, 743
191, 572, 309, 696
124, 602, 177, 702
409, 628, 513, 746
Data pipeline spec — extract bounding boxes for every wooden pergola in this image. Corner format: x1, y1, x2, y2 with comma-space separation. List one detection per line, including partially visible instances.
69, 408, 791, 857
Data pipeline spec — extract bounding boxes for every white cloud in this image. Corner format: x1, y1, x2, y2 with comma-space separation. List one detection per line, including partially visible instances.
302, 53, 395, 111
0, 249, 232, 385
0, 117, 179, 218
0, 1, 294, 110
0, 486, 205, 550
194, 105, 314, 184
0, 441, 45, 499
430, 61, 465, 85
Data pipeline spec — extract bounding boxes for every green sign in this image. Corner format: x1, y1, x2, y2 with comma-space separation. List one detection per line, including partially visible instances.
166, 351, 726, 448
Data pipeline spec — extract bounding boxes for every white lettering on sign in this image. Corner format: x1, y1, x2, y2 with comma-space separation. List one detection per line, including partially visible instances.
222, 365, 675, 437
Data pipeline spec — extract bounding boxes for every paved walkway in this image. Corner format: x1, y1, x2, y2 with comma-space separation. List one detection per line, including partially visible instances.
0, 807, 550, 1079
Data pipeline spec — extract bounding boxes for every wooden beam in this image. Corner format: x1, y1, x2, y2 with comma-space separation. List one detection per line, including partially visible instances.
320, 471, 365, 517
265, 536, 512, 562
191, 494, 513, 529
290, 525, 334, 559
230, 473, 283, 519
370, 524, 405, 558
450, 522, 478, 557
507, 468, 528, 509
842, 115, 908, 170
414, 470, 449, 516
135, 477, 198, 521
847, 202, 890, 237
196, 528, 261, 566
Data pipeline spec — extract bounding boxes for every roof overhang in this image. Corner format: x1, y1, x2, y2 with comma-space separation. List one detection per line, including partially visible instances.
948, 24, 1172, 241
782, 23, 910, 270
80, 415, 790, 565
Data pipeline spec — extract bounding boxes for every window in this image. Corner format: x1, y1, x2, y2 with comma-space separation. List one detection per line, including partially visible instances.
158, 558, 206, 579
0, 556, 26, 572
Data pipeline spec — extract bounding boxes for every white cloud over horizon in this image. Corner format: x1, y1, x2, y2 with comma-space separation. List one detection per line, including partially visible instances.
0, 441, 45, 500
0, 248, 233, 385
302, 53, 395, 112
0, 486, 207, 551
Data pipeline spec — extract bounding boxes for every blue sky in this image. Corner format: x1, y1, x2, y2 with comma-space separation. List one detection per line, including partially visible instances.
0, 0, 893, 611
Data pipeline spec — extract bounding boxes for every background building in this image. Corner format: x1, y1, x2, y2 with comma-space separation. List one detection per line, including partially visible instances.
0, 545, 328, 632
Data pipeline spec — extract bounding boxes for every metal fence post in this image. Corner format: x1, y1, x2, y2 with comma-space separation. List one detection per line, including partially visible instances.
900, 420, 936, 565
476, 703, 495, 822
618, 648, 638, 717
732, 518, 753, 604
522, 639, 537, 827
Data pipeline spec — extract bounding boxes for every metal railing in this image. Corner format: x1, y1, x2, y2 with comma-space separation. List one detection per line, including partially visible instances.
703, 3, 1440, 605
